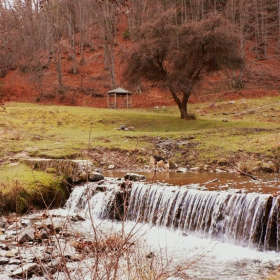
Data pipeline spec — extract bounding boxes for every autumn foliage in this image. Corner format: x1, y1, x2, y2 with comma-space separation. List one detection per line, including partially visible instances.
0, 0, 280, 109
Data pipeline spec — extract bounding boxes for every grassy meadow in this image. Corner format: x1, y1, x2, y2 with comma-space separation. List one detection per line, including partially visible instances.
0, 96, 280, 212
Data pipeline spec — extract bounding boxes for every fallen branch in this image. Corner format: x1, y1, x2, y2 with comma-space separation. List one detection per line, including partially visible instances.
229, 164, 258, 180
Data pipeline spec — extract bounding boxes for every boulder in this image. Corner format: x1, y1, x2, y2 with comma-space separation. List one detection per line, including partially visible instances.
124, 173, 145, 181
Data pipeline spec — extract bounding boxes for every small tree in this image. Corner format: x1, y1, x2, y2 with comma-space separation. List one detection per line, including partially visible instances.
123, 12, 245, 119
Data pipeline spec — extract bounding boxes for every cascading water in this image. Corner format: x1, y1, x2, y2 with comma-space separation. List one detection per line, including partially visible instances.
65, 180, 280, 251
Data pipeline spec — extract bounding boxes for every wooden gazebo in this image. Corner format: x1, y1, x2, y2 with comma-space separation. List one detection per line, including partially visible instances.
106, 87, 133, 109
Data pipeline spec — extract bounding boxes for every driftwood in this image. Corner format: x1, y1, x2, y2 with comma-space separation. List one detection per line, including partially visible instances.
230, 164, 258, 180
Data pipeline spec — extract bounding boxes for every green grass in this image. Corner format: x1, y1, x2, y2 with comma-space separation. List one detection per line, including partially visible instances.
0, 102, 279, 158
0, 163, 66, 214
1, 98, 280, 158
1, 97, 280, 213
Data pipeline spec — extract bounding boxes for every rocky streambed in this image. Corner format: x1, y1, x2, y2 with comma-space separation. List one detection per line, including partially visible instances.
1, 173, 280, 280
0, 177, 138, 280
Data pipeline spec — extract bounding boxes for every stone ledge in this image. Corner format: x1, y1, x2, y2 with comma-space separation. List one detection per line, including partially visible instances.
23, 159, 104, 183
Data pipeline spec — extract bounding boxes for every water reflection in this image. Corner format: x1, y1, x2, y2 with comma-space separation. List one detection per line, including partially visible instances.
103, 170, 280, 194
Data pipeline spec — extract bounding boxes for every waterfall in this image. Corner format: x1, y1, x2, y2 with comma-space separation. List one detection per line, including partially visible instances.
64, 180, 280, 251
64, 181, 119, 219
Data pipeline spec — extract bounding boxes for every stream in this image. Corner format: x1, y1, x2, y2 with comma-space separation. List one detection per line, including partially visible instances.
1, 171, 280, 279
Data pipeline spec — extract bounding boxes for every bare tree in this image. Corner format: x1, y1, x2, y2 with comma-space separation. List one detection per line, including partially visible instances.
123, 12, 244, 119
60, 0, 79, 74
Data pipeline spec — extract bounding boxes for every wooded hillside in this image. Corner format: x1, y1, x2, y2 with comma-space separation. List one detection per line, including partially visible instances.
0, 0, 280, 108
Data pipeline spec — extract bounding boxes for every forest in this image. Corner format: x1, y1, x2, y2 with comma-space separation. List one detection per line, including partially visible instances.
1, 0, 280, 109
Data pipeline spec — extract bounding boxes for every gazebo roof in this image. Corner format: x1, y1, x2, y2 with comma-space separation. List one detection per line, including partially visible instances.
106, 87, 133, 96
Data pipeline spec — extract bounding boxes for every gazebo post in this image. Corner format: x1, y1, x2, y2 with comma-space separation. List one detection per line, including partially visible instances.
106, 87, 133, 109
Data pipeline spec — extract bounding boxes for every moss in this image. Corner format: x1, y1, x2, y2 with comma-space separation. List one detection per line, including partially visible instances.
0, 164, 67, 214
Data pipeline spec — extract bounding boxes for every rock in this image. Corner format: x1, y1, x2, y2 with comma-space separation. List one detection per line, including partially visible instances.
217, 158, 228, 166
8, 258, 21, 265
70, 215, 86, 222
88, 172, 104, 182
23, 159, 98, 184
124, 173, 146, 181
215, 168, 226, 173
10, 263, 38, 277
7, 222, 21, 231
145, 252, 155, 259
21, 219, 31, 227
108, 164, 115, 170
189, 167, 200, 172
0, 243, 8, 250
96, 186, 107, 192
5, 230, 17, 238
55, 226, 62, 233
0, 273, 13, 280
73, 171, 87, 183
177, 167, 188, 173
18, 228, 35, 244
259, 162, 277, 173
203, 165, 210, 171
53, 240, 76, 257
5, 250, 17, 258
0, 257, 9, 265
0, 217, 7, 228
39, 229, 49, 240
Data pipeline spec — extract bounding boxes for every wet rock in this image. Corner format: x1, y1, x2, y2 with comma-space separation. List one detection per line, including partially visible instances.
124, 173, 145, 181
177, 167, 188, 173
73, 171, 87, 183
215, 168, 226, 173
70, 215, 86, 222
88, 172, 104, 182
190, 167, 201, 172
96, 186, 107, 192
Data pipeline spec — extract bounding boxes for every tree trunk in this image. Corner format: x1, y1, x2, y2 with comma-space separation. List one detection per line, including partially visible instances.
54, 41, 64, 93
168, 85, 191, 119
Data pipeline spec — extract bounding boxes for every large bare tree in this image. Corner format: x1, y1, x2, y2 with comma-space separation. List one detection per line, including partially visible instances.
123, 12, 245, 119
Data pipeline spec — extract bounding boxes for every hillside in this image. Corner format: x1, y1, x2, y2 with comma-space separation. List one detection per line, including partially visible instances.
1, 18, 280, 109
